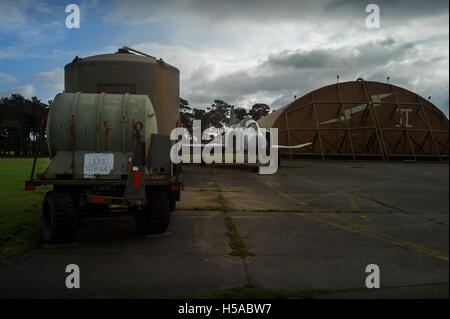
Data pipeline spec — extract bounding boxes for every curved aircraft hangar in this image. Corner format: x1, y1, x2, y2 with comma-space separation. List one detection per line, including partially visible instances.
258, 79, 449, 160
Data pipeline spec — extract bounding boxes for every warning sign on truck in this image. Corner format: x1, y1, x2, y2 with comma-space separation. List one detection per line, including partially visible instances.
83, 153, 114, 178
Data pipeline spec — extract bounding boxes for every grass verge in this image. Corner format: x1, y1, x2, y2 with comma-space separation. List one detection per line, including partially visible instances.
0, 158, 50, 258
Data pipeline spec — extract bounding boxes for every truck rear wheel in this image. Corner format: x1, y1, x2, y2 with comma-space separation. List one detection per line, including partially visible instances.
135, 189, 170, 235
42, 191, 77, 244
169, 199, 176, 212
169, 191, 176, 212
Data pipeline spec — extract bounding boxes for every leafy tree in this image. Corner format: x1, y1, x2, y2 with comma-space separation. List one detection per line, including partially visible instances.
234, 107, 248, 122
179, 97, 193, 132
178, 99, 271, 137
192, 108, 211, 133
208, 99, 231, 129
249, 103, 270, 121
0, 94, 48, 156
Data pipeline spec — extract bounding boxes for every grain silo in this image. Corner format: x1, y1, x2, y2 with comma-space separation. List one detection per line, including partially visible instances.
258, 79, 449, 160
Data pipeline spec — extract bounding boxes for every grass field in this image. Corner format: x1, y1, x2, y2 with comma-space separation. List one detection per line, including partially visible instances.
0, 158, 51, 258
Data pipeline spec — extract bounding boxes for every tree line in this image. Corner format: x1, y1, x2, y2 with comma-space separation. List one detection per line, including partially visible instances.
0, 94, 49, 157
179, 98, 270, 133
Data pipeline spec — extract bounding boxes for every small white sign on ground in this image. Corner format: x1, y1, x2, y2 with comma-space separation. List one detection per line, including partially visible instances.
83, 153, 114, 178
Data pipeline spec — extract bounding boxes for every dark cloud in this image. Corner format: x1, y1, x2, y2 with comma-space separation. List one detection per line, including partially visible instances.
262, 38, 415, 71
183, 37, 448, 113
107, 0, 449, 25
104, 0, 448, 115
186, 38, 416, 99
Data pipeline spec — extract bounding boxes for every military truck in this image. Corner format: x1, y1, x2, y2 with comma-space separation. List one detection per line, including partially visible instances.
25, 48, 182, 244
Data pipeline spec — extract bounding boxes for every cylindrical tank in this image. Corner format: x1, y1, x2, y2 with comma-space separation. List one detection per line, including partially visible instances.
64, 48, 179, 136
47, 92, 157, 158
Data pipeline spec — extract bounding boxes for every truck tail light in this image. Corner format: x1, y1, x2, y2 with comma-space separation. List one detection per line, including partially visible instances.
134, 171, 141, 188
90, 197, 105, 203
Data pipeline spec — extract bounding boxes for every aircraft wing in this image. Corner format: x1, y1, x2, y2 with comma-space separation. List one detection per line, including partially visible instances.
274, 142, 312, 149
182, 142, 312, 149
182, 144, 224, 148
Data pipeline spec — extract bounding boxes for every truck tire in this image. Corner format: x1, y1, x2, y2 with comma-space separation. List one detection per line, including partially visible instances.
42, 191, 77, 244
169, 199, 176, 212
169, 191, 177, 212
135, 189, 170, 235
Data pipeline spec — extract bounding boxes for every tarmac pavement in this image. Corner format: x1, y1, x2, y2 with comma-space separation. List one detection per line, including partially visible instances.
0, 160, 448, 298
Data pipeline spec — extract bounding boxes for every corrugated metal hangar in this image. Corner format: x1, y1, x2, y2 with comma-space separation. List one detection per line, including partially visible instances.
258, 79, 449, 160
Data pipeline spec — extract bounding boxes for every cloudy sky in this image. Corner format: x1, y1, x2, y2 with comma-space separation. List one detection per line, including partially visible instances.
0, 0, 448, 115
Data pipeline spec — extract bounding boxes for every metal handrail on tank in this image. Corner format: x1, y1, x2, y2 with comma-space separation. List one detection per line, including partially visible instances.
118, 46, 156, 59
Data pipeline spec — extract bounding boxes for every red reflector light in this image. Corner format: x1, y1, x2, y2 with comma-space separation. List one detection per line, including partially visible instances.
134, 171, 141, 188
25, 184, 35, 191
171, 185, 180, 191
90, 197, 105, 203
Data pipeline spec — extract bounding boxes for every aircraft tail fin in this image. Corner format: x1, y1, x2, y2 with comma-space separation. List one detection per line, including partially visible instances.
229, 105, 237, 125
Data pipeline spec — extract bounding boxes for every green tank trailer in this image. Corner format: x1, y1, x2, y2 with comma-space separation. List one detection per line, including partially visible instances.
25, 48, 182, 244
